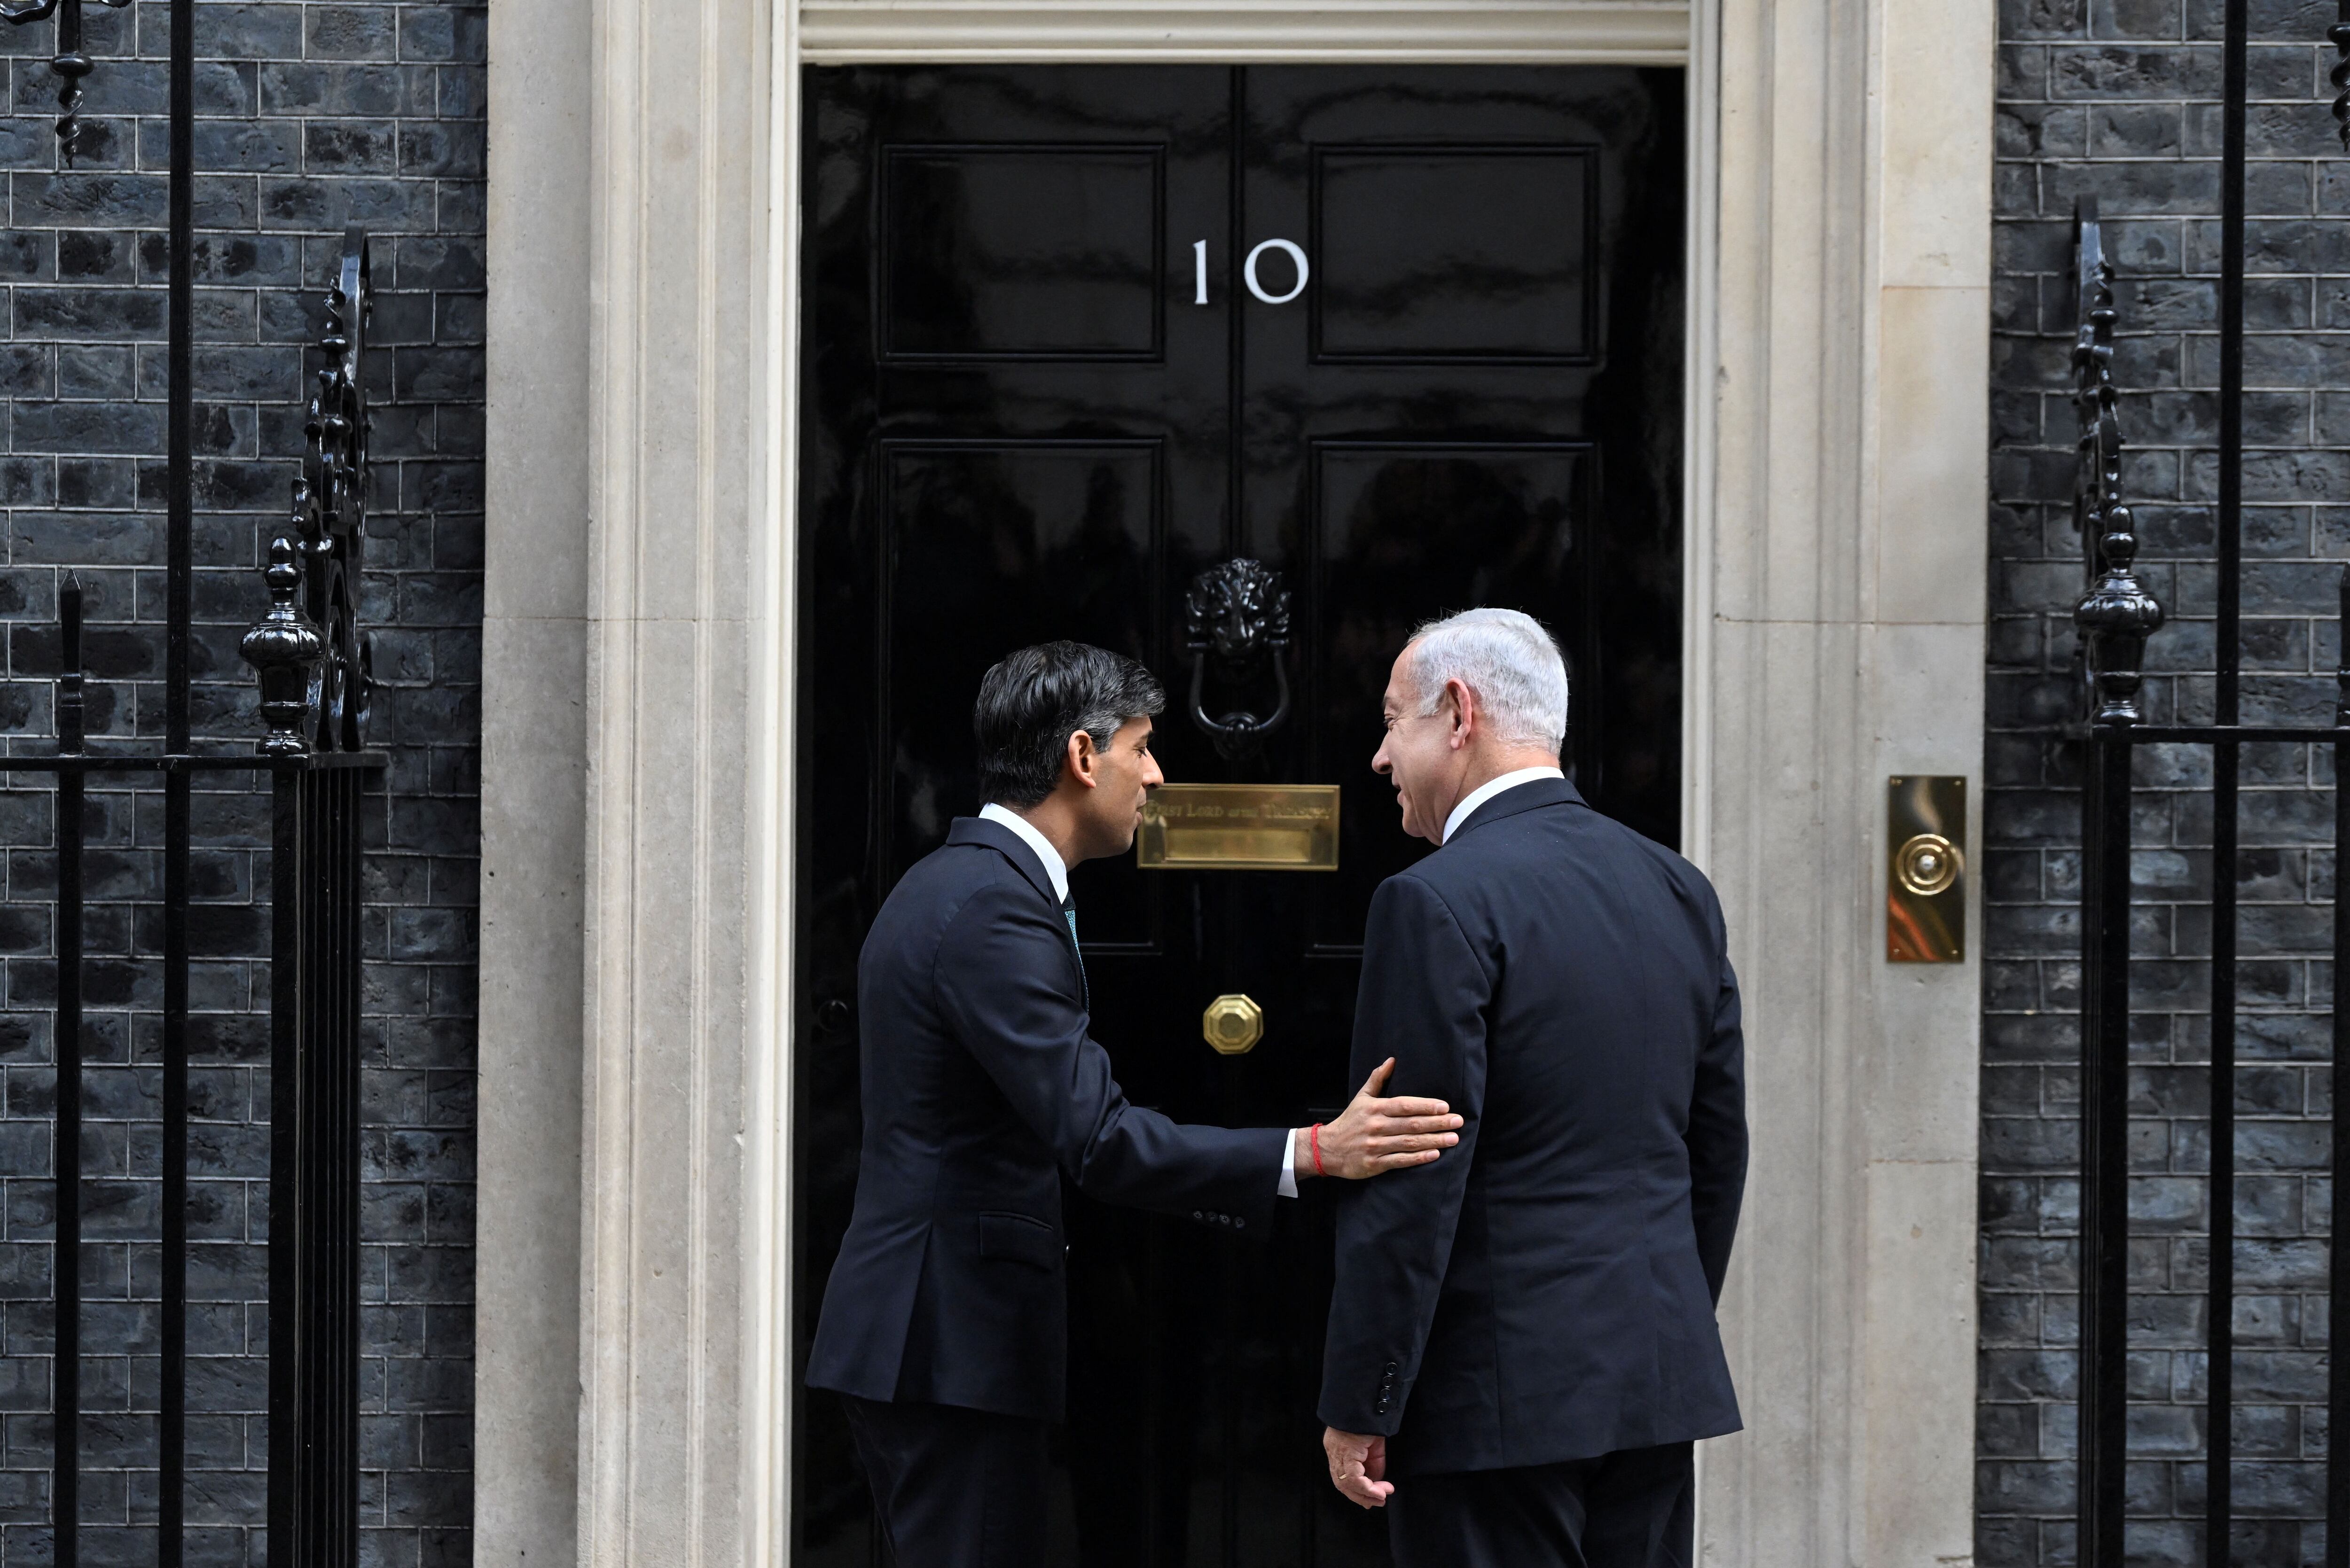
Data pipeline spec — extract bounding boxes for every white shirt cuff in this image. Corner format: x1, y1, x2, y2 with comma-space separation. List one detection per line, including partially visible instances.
1277, 1126, 1300, 1198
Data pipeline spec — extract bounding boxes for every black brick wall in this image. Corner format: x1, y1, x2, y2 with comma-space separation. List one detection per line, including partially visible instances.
1988, 1, 2350, 1563
0, 5, 484, 1567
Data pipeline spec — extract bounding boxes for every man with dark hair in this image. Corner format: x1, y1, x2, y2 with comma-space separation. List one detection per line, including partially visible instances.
969, 639, 1170, 807
807, 640, 1464, 1568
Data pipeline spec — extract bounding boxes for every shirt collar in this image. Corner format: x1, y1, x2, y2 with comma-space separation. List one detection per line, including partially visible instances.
1442, 766, 1567, 845
978, 802, 1070, 903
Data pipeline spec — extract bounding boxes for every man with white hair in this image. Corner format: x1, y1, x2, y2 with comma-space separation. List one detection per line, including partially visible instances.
1314, 608, 1748, 1568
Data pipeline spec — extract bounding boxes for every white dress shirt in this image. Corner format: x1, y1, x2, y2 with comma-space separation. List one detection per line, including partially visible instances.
978, 803, 1302, 1197
978, 802, 1068, 901
1442, 765, 1566, 844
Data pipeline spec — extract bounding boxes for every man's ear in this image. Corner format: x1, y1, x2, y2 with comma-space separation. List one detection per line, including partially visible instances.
1445, 679, 1476, 750
1065, 729, 1101, 790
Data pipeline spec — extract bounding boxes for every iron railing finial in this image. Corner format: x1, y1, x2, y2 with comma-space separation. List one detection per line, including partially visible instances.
2071, 197, 2163, 727
241, 229, 375, 755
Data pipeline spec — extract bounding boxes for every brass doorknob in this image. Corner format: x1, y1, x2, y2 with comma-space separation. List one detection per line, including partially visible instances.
1202, 993, 1263, 1055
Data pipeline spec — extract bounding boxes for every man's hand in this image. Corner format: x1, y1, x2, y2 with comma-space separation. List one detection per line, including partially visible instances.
1298, 1058, 1462, 1179
1324, 1427, 1393, 1508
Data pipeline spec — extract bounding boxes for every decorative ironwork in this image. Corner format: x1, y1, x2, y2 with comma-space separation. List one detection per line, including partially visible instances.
2072, 188, 2176, 1568
2333, 0, 2350, 149
1184, 558, 1293, 759
2340, 566, 2350, 726
55, 574, 83, 753
0, 0, 131, 165
2070, 197, 2162, 728
241, 537, 328, 755
243, 227, 374, 756
0, 0, 381, 1559
2069, 41, 2350, 1558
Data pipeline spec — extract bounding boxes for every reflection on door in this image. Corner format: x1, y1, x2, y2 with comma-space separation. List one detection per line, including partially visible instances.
795, 64, 1685, 1567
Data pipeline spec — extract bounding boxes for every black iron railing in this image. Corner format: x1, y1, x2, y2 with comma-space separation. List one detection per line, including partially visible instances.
0, 2, 381, 1562
2071, 5, 2350, 1560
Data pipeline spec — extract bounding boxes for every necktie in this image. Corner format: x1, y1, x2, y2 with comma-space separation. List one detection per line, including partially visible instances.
1061, 891, 1089, 1012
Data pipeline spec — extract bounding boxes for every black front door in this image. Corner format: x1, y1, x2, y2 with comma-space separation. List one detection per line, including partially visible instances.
794, 64, 1685, 1567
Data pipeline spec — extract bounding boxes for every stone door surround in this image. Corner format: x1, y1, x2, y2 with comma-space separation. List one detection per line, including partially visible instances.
477, 3, 1995, 1565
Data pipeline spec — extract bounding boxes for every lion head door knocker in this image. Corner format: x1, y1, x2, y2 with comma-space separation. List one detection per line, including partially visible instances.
1185, 560, 1293, 762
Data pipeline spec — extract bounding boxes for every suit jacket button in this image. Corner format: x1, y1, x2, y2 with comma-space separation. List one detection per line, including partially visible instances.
1234, 1217, 1246, 1229
1194, 1211, 1204, 1220
1375, 1398, 1390, 1415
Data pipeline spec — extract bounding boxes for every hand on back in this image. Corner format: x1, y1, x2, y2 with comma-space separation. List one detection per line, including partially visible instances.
1302, 1057, 1463, 1180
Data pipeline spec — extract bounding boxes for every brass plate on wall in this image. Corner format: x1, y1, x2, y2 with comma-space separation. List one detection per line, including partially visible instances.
1888, 775, 1966, 963
1137, 784, 1340, 871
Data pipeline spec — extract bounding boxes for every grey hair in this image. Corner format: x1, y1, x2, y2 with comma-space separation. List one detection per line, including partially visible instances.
1404, 608, 1569, 752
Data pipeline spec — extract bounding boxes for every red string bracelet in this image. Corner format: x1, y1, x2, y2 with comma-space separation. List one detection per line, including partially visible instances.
1311, 1123, 1326, 1178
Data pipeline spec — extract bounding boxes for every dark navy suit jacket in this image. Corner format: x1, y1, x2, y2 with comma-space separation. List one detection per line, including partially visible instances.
1317, 777, 1747, 1474
807, 816, 1285, 1422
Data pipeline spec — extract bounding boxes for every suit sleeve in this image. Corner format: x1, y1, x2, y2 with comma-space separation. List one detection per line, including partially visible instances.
933, 881, 1285, 1229
1316, 873, 1490, 1436
1687, 917, 1748, 1304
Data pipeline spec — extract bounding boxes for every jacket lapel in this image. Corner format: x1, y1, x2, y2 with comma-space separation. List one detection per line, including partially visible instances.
948, 817, 1087, 1007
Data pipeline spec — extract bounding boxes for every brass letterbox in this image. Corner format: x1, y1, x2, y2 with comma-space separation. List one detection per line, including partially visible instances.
1136, 784, 1340, 871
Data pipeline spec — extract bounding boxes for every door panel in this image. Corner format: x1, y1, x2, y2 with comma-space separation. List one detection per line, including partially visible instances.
1308, 441, 1593, 947
881, 145, 1167, 360
877, 438, 1165, 905
1311, 145, 1597, 362
796, 63, 1684, 1568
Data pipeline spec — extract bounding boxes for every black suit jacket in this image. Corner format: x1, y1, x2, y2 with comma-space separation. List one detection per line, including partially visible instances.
807, 816, 1285, 1421
1317, 777, 1747, 1474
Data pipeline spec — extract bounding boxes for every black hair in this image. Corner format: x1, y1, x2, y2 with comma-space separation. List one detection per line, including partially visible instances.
974, 641, 1166, 808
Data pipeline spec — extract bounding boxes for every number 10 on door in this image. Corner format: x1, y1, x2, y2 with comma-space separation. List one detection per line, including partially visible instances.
1192, 239, 1311, 305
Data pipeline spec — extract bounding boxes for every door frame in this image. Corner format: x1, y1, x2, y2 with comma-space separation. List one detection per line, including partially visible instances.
476, 3, 1996, 1567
